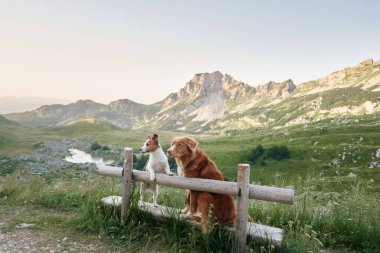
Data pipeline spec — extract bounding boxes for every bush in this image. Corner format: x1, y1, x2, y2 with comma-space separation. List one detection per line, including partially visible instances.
248, 144, 264, 163
267, 145, 290, 161
102, 145, 110, 151
91, 142, 101, 151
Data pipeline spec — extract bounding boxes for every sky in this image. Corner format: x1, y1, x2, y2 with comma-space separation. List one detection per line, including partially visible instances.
1, 0, 380, 105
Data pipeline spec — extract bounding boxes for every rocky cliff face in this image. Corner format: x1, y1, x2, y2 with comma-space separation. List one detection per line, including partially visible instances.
153, 71, 295, 130
297, 59, 380, 94
4, 59, 380, 132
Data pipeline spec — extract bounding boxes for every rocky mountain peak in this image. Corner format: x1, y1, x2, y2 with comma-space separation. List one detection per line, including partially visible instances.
359, 59, 374, 67
108, 99, 141, 110
175, 71, 224, 101
255, 79, 296, 98
75, 99, 99, 105
314, 59, 377, 87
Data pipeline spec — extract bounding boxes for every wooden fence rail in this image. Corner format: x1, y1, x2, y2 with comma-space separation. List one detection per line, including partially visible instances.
98, 147, 295, 252
98, 165, 294, 204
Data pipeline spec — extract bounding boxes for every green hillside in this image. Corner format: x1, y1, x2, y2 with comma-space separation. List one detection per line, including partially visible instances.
1, 115, 380, 252
1, 115, 380, 190
0, 115, 19, 126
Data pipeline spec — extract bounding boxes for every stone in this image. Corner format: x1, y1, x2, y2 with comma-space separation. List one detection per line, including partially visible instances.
15, 223, 35, 229
375, 148, 380, 158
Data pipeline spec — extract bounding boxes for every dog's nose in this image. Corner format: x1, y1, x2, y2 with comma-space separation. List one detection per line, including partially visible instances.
139, 148, 142, 151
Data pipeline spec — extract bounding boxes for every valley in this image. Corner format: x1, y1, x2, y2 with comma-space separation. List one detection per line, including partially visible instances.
1, 59, 380, 252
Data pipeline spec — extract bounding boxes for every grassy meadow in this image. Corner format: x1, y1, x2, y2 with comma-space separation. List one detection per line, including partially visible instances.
1, 114, 380, 252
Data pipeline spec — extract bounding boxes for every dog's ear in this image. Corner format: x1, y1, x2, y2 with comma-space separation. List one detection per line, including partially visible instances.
186, 137, 198, 152
152, 134, 158, 144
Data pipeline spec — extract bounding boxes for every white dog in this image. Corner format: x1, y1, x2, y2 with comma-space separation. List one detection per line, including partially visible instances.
139, 134, 173, 206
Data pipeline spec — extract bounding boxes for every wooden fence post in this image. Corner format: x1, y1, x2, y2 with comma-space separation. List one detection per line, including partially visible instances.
121, 147, 133, 220
236, 164, 250, 253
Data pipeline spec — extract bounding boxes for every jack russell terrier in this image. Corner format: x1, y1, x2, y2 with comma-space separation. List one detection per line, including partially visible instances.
139, 134, 173, 207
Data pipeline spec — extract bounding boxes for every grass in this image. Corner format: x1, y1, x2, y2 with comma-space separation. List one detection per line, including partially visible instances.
1, 114, 380, 252
1, 170, 379, 252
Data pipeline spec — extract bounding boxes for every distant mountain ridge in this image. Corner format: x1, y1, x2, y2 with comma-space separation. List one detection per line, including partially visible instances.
4, 59, 380, 133
0, 97, 72, 114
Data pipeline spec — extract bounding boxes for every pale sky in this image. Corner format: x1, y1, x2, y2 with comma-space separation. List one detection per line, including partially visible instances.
1, 0, 380, 104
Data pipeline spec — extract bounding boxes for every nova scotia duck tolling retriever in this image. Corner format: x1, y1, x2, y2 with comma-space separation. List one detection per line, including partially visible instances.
167, 136, 236, 229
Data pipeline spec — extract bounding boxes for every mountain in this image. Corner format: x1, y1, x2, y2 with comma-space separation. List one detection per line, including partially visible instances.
0, 115, 19, 126
3, 59, 380, 132
0, 97, 72, 114
209, 59, 380, 132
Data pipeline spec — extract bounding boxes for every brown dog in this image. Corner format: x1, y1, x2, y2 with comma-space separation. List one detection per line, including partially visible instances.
167, 136, 236, 229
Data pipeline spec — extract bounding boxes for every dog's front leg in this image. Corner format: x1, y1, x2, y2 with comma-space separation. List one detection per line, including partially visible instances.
179, 192, 190, 214
164, 163, 173, 176
176, 166, 183, 177
180, 190, 198, 219
147, 165, 156, 181
139, 182, 145, 206
153, 184, 159, 207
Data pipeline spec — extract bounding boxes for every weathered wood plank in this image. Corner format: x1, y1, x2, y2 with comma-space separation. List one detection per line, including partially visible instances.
132, 170, 237, 195
97, 166, 294, 204
138, 200, 283, 247
98, 165, 123, 177
101, 195, 122, 206
236, 164, 250, 253
121, 148, 133, 220
249, 185, 294, 204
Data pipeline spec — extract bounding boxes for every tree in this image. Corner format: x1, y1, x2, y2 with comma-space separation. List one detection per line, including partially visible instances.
267, 145, 290, 161
248, 144, 264, 163
91, 142, 101, 151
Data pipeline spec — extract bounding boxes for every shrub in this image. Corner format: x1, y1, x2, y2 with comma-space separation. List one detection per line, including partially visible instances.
267, 145, 290, 161
248, 144, 264, 163
91, 142, 101, 151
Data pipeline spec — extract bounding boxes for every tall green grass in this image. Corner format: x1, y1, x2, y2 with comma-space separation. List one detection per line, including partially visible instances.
1, 171, 379, 252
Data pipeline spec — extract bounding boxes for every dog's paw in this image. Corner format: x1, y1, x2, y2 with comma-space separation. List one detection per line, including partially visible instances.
180, 211, 192, 220
167, 171, 174, 176
149, 173, 156, 181
179, 208, 188, 214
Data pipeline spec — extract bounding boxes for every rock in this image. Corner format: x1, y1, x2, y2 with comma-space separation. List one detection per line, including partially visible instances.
330, 158, 341, 167
369, 161, 380, 168
15, 223, 35, 229
348, 172, 357, 178
312, 206, 330, 219
376, 148, 380, 158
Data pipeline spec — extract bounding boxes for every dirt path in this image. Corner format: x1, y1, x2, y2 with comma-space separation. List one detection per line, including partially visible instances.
0, 207, 115, 253
0, 225, 101, 252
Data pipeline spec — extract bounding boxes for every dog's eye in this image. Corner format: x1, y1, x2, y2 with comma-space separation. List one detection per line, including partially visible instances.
146, 143, 150, 146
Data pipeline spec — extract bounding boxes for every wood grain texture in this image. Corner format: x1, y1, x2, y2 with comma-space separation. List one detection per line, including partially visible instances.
98, 166, 294, 204
137, 200, 283, 247
121, 147, 133, 220
236, 164, 250, 253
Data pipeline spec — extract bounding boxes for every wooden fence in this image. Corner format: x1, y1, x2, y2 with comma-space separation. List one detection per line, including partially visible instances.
98, 147, 295, 252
